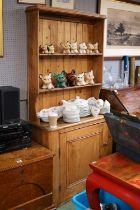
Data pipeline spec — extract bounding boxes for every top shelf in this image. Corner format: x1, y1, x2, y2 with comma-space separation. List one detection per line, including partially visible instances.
26, 5, 106, 21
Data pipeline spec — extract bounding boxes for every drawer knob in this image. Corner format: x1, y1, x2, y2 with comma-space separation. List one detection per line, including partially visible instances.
16, 159, 23, 164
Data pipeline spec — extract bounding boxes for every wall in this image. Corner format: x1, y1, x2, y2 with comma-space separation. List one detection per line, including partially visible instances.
0, 0, 139, 119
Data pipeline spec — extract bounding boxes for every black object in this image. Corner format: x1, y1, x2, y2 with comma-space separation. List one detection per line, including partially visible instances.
104, 112, 140, 162
101, 203, 117, 210
0, 86, 20, 124
0, 120, 32, 153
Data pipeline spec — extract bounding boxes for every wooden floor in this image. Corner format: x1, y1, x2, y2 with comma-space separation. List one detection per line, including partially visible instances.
57, 201, 75, 210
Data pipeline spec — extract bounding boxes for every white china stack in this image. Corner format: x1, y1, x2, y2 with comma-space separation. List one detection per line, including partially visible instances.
69, 96, 91, 117
62, 101, 80, 123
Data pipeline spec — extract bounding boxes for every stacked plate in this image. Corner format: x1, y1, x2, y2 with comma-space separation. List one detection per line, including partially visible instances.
63, 103, 80, 123
69, 96, 91, 117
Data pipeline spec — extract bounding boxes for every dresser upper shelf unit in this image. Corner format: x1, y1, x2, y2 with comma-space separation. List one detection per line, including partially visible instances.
26, 5, 105, 122
26, 5, 106, 21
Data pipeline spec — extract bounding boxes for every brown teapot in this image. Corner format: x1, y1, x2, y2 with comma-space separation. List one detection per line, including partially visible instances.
63, 69, 77, 86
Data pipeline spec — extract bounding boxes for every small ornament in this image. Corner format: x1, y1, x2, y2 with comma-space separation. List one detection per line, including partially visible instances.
39, 73, 54, 89
93, 42, 99, 53
70, 41, 78, 54
85, 70, 95, 85
47, 44, 55, 54
79, 42, 87, 54
76, 72, 86, 86
52, 71, 67, 88
65, 69, 77, 86
39, 44, 48, 54
86, 43, 94, 54
60, 41, 71, 54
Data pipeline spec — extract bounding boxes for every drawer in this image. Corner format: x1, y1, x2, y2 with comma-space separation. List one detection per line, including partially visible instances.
0, 158, 53, 210
65, 123, 103, 141
9, 193, 53, 210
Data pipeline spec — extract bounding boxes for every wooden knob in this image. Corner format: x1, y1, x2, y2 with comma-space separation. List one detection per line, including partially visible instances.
103, 142, 108, 146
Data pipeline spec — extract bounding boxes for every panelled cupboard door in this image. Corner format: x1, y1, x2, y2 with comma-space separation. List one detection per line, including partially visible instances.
59, 123, 103, 202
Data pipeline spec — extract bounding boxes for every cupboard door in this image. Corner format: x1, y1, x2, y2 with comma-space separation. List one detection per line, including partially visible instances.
59, 124, 103, 202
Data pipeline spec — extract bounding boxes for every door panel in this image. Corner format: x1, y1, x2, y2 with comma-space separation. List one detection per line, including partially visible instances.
60, 123, 103, 202
67, 135, 100, 186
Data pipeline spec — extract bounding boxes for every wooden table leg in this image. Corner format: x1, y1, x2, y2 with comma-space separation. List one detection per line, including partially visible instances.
86, 173, 101, 210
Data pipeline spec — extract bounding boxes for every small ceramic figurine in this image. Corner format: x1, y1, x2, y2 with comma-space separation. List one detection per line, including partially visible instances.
70, 42, 78, 54
79, 42, 87, 54
86, 43, 94, 54
39, 73, 54, 89
39, 44, 48, 54
93, 42, 99, 53
76, 72, 86, 86
47, 44, 55, 54
65, 69, 77, 86
60, 41, 71, 54
85, 70, 95, 85
52, 71, 67, 88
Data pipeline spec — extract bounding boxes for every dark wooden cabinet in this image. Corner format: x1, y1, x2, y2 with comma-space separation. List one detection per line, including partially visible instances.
100, 87, 140, 114
0, 143, 54, 210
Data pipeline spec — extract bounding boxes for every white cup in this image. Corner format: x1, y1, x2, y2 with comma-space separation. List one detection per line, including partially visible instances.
48, 112, 58, 128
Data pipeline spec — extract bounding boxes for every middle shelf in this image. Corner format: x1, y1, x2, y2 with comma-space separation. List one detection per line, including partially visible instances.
39, 83, 102, 93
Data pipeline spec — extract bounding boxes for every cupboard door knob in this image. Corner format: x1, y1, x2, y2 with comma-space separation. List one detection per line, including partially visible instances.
103, 141, 108, 146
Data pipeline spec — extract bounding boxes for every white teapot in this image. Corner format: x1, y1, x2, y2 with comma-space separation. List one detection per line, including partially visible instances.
61, 100, 80, 123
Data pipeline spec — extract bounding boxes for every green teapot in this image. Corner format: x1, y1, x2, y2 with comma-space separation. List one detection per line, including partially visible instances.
52, 71, 67, 88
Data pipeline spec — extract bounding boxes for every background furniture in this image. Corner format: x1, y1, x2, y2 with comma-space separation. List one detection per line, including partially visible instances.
0, 143, 54, 210
86, 152, 140, 210
26, 5, 112, 205
100, 87, 140, 114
